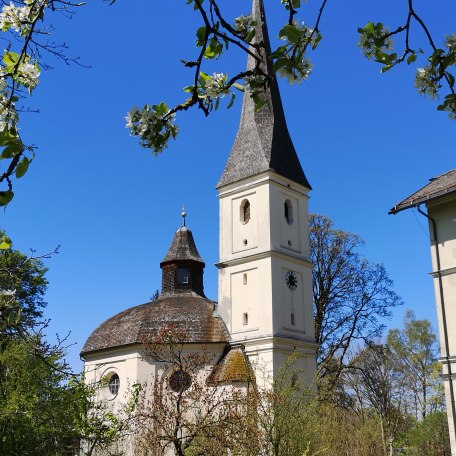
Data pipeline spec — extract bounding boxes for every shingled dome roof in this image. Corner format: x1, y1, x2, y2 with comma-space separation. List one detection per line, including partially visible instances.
81, 221, 229, 357
81, 294, 230, 356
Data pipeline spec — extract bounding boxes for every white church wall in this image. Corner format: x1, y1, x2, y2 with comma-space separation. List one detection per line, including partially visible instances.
84, 347, 142, 411
219, 173, 272, 263
270, 255, 314, 339
219, 257, 272, 339
267, 174, 310, 259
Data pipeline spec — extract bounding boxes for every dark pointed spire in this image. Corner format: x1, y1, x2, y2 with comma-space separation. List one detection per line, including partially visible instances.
160, 225, 206, 297
217, 0, 311, 189
161, 226, 204, 265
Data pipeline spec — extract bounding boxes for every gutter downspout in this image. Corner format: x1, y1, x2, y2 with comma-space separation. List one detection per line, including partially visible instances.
417, 204, 456, 441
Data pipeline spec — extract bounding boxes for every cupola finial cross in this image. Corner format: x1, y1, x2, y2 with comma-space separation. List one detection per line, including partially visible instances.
181, 206, 187, 227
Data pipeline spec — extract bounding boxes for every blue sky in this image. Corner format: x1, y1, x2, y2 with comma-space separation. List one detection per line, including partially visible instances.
2, 0, 455, 370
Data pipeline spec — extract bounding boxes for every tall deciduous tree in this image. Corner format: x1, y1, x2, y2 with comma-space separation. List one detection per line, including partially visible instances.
310, 213, 402, 384
387, 310, 441, 419
342, 344, 409, 456
0, 337, 81, 455
0, 239, 48, 334
137, 324, 252, 456
0, 233, 135, 456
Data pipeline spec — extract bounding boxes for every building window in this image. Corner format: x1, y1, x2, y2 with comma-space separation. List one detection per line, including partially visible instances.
243, 273, 248, 285
291, 372, 298, 388
108, 373, 120, 396
240, 199, 250, 224
176, 268, 190, 284
169, 369, 192, 393
284, 199, 293, 224
243, 312, 249, 326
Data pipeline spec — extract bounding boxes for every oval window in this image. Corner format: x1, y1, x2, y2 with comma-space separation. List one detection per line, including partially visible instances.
108, 373, 120, 396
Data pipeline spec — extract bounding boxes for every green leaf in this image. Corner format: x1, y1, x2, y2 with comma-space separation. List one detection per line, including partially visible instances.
363, 22, 375, 35
227, 92, 235, 109
406, 53, 417, 65
2, 52, 19, 66
196, 26, 206, 46
15, 157, 29, 178
0, 190, 14, 206
0, 130, 18, 147
0, 235, 12, 250
279, 25, 302, 44
429, 49, 444, 66
199, 72, 211, 82
312, 33, 323, 50
1, 144, 22, 159
381, 65, 394, 73
245, 28, 256, 43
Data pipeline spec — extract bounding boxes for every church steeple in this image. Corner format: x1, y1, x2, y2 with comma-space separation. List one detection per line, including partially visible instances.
217, 0, 311, 189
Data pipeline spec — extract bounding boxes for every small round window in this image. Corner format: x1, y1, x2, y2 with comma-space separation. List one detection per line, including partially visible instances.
169, 369, 191, 393
240, 199, 250, 224
108, 373, 120, 396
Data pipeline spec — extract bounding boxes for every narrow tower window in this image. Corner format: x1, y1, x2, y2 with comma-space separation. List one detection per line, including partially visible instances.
240, 199, 250, 224
284, 199, 293, 224
243, 313, 249, 325
243, 273, 248, 285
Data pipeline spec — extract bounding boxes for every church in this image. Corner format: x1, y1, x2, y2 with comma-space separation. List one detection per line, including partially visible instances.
81, 0, 318, 448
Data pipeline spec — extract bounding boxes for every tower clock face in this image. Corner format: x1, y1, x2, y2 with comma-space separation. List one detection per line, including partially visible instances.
285, 271, 298, 290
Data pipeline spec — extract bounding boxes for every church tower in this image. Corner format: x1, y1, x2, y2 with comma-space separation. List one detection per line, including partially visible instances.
217, 0, 317, 386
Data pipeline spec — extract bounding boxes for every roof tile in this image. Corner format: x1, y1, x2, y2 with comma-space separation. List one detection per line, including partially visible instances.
390, 168, 456, 214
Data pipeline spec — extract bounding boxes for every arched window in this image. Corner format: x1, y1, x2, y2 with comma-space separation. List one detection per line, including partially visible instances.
284, 199, 293, 224
240, 199, 250, 224
108, 373, 120, 396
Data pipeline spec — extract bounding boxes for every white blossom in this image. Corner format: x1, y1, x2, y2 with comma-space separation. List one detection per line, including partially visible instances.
17, 61, 40, 88
445, 34, 456, 51
0, 91, 18, 131
0, 2, 30, 32
415, 67, 438, 99
234, 15, 256, 36
205, 73, 228, 98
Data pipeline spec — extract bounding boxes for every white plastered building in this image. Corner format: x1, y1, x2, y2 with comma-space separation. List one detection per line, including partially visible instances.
81, 0, 318, 452
391, 168, 456, 455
